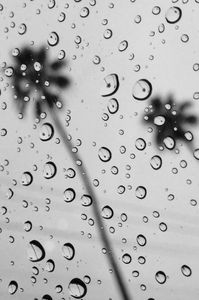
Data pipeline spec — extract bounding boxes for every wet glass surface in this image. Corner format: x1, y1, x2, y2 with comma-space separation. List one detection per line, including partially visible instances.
0, 0, 199, 299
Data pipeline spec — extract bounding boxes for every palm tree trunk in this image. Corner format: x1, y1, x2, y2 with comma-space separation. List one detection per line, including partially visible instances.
49, 110, 132, 300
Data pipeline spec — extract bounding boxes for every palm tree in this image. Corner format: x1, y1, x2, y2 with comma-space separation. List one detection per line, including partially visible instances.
143, 95, 197, 150
6, 45, 131, 300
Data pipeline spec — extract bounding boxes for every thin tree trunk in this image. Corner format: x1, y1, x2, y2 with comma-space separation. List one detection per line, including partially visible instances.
50, 110, 132, 300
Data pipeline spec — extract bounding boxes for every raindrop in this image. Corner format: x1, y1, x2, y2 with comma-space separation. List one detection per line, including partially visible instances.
135, 138, 146, 150
62, 243, 75, 260
42, 295, 52, 300
24, 221, 32, 232
58, 12, 66, 22
45, 259, 55, 272
27, 240, 45, 262
39, 123, 54, 141
118, 40, 128, 52
103, 29, 113, 39
135, 186, 147, 199
48, 0, 56, 9
64, 188, 76, 202
165, 7, 182, 24
98, 147, 112, 162
193, 149, 199, 160
48, 31, 59, 46
18, 23, 27, 35
80, 7, 89, 18
132, 79, 152, 100
155, 271, 167, 284
68, 278, 87, 299
43, 162, 57, 179
150, 155, 162, 170
181, 265, 192, 277
58, 50, 66, 60
107, 98, 119, 114
100, 74, 119, 97
8, 280, 18, 295
163, 136, 175, 149
101, 205, 114, 219
122, 253, 132, 264
5, 67, 14, 77
159, 222, 167, 232
81, 194, 92, 206
154, 115, 165, 126
21, 172, 33, 186
136, 234, 147, 246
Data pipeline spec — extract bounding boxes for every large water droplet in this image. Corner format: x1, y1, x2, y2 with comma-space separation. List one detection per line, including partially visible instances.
136, 234, 147, 246
165, 7, 182, 24
80, 7, 90, 18
45, 259, 55, 272
64, 188, 76, 202
98, 147, 112, 162
43, 162, 57, 179
181, 265, 192, 277
163, 136, 175, 149
68, 278, 87, 299
39, 123, 54, 141
21, 171, 33, 186
150, 155, 162, 170
135, 138, 146, 150
132, 79, 152, 101
155, 271, 167, 284
107, 98, 119, 114
81, 194, 92, 206
100, 74, 119, 97
48, 31, 59, 46
101, 205, 114, 219
27, 240, 45, 262
62, 243, 75, 260
8, 280, 18, 295
135, 186, 147, 199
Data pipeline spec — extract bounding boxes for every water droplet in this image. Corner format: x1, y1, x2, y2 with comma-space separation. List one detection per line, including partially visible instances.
81, 194, 92, 206
163, 136, 175, 149
58, 50, 66, 60
193, 148, 199, 160
135, 186, 147, 199
181, 265, 192, 277
62, 243, 75, 260
107, 98, 119, 114
48, 31, 59, 46
155, 271, 167, 284
132, 79, 152, 101
18, 23, 27, 35
136, 234, 147, 246
21, 172, 33, 186
103, 29, 113, 39
68, 278, 87, 298
39, 123, 54, 141
150, 155, 162, 170
135, 138, 146, 150
118, 40, 128, 52
5, 67, 14, 77
159, 222, 167, 232
45, 259, 55, 272
154, 115, 165, 125
80, 7, 89, 18
24, 220, 32, 232
100, 74, 119, 97
58, 12, 66, 22
43, 162, 57, 179
64, 188, 76, 202
165, 7, 182, 24
101, 205, 114, 219
27, 240, 45, 262
48, 0, 56, 9
152, 6, 161, 15
98, 147, 112, 162
8, 280, 18, 295
122, 253, 132, 264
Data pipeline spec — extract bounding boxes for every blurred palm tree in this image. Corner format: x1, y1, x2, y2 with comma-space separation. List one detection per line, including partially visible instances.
143, 95, 197, 150
6, 45, 131, 300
